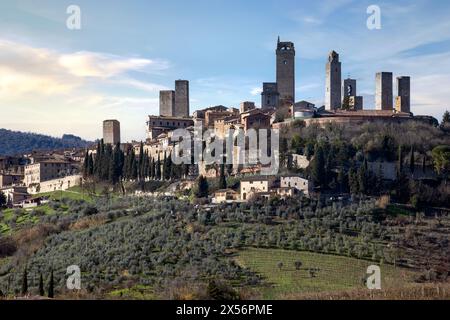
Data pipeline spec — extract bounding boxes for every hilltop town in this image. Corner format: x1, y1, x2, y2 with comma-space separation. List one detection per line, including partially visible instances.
0, 38, 444, 207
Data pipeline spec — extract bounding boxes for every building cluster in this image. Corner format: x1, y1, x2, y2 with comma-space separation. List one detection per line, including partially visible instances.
98, 38, 429, 203
324, 50, 410, 113
213, 174, 312, 204
0, 150, 83, 208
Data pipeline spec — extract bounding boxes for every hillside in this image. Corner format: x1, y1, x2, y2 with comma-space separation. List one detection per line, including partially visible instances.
0, 129, 92, 156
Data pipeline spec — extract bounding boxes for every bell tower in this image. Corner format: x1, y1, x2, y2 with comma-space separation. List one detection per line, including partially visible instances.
276, 37, 295, 105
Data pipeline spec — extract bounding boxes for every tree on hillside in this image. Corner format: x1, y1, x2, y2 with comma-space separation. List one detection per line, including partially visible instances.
441, 110, 450, 127
219, 161, 227, 190
21, 266, 28, 296
0, 191, 7, 208
48, 269, 54, 298
195, 175, 209, 198
311, 145, 326, 187
431, 145, 450, 176
409, 145, 415, 174
155, 154, 162, 180
397, 145, 403, 177
38, 273, 45, 296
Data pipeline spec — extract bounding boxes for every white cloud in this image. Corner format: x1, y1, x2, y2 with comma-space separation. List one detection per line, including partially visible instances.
250, 87, 262, 96
0, 38, 169, 141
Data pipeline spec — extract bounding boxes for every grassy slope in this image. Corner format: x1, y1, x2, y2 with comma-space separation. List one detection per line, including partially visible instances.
235, 248, 417, 299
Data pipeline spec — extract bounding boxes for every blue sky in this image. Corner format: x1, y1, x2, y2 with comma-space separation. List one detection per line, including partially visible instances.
1, 0, 450, 141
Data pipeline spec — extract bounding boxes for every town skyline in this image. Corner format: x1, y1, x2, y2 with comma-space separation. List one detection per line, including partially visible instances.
1, 0, 450, 141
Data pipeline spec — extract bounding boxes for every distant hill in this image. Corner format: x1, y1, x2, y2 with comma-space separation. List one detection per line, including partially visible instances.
0, 128, 93, 156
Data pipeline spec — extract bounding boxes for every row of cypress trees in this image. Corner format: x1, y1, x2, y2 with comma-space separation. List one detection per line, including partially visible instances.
83, 140, 193, 183
20, 266, 54, 298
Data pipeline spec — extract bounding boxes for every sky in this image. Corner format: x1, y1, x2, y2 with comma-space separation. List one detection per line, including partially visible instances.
1, 0, 450, 142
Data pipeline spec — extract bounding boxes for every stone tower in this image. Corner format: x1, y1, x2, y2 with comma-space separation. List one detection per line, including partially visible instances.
261, 82, 279, 109
342, 78, 357, 99
103, 120, 120, 145
175, 80, 190, 117
276, 37, 295, 105
159, 90, 175, 116
395, 76, 410, 113
325, 51, 342, 110
375, 72, 393, 110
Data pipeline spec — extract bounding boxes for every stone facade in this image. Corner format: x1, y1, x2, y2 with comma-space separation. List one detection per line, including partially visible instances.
159, 90, 175, 117
280, 175, 312, 196
375, 72, 393, 110
396, 76, 410, 113
146, 115, 194, 140
349, 96, 364, 110
261, 82, 279, 108
175, 80, 190, 117
103, 120, 121, 145
240, 176, 276, 201
325, 51, 342, 110
276, 38, 295, 104
24, 160, 77, 186
240, 101, 256, 114
342, 78, 357, 99
28, 175, 82, 194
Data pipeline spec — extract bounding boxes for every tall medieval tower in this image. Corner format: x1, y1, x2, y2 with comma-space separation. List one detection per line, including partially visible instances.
325, 51, 342, 110
276, 37, 295, 105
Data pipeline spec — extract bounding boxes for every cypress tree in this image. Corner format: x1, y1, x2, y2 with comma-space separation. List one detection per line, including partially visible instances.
196, 175, 209, 198
311, 145, 325, 187
138, 142, 144, 181
409, 145, 415, 174
88, 153, 94, 176
150, 157, 155, 179
48, 269, 54, 298
83, 151, 89, 178
219, 162, 227, 189
155, 154, 161, 180
398, 145, 403, 176
21, 266, 28, 296
38, 273, 44, 296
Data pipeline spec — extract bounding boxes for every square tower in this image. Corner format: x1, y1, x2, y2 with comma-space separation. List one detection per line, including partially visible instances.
396, 76, 410, 113
375, 72, 393, 110
175, 80, 190, 117
103, 120, 120, 145
342, 78, 357, 99
325, 51, 342, 110
276, 38, 295, 105
261, 82, 279, 109
159, 90, 175, 116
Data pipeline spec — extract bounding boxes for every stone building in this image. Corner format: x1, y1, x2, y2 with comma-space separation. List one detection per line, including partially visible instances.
342, 78, 356, 99
325, 51, 342, 110
159, 90, 176, 117
280, 175, 313, 197
240, 175, 277, 201
240, 109, 271, 132
103, 120, 121, 145
261, 82, 279, 108
240, 101, 256, 114
276, 37, 295, 104
146, 115, 194, 140
175, 80, 190, 117
395, 76, 410, 113
375, 72, 393, 110
348, 96, 364, 110
24, 160, 77, 186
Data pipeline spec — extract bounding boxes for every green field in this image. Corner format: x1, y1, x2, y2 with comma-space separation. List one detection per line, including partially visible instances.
235, 248, 416, 299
